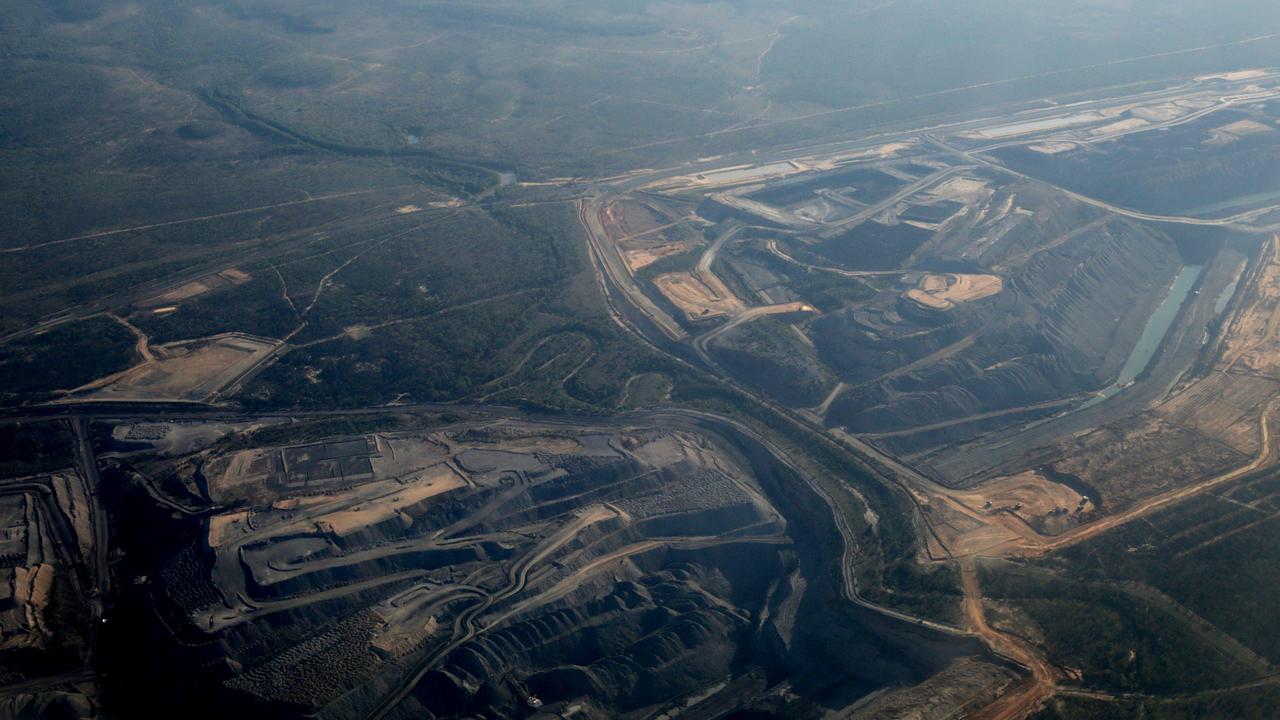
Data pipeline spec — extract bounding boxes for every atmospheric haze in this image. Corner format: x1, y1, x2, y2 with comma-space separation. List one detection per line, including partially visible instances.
4, 1, 1280, 719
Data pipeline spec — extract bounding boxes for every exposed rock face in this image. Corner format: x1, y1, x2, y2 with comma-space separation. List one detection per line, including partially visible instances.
410, 556, 767, 719
124, 419, 993, 720
131, 426, 782, 716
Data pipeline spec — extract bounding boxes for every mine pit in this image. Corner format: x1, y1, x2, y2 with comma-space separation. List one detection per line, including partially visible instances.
139, 420, 821, 717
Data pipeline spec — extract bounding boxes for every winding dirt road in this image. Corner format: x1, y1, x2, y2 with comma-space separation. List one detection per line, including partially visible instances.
960, 559, 1060, 720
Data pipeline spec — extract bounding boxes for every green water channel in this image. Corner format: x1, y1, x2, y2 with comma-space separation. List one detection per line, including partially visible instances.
1079, 263, 1203, 410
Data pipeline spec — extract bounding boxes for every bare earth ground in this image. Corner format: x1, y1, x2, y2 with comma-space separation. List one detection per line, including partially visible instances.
904, 273, 1004, 311
600, 199, 699, 273
137, 268, 251, 308
654, 270, 746, 320
70, 333, 278, 403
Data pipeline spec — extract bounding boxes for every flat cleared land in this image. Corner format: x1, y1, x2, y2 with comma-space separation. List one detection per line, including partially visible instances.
654, 270, 745, 320
316, 465, 465, 537
643, 161, 808, 192
74, 333, 277, 402
641, 142, 915, 193
598, 199, 697, 273
1207, 119, 1274, 145
1090, 117, 1150, 136
1049, 416, 1248, 515
138, 268, 251, 308
625, 243, 687, 270
1220, 238, 1280, 379
1027, 141, 1078, 154
904, 273, 1003, 310
950, 471, 1089, 531
710, 192, 815, 228
1158, 371, 1280, 455
916, 470, 1090, 559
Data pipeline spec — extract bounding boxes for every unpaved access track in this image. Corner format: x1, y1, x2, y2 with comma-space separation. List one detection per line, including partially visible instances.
961, 559, 1061, 720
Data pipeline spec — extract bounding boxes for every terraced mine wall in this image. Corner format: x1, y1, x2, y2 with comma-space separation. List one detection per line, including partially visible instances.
824, 220, 1184, 436
411, 544, 785, 717
370, 418, 994, 718
100, 415, 1000, 719
244, 545, 504, 600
